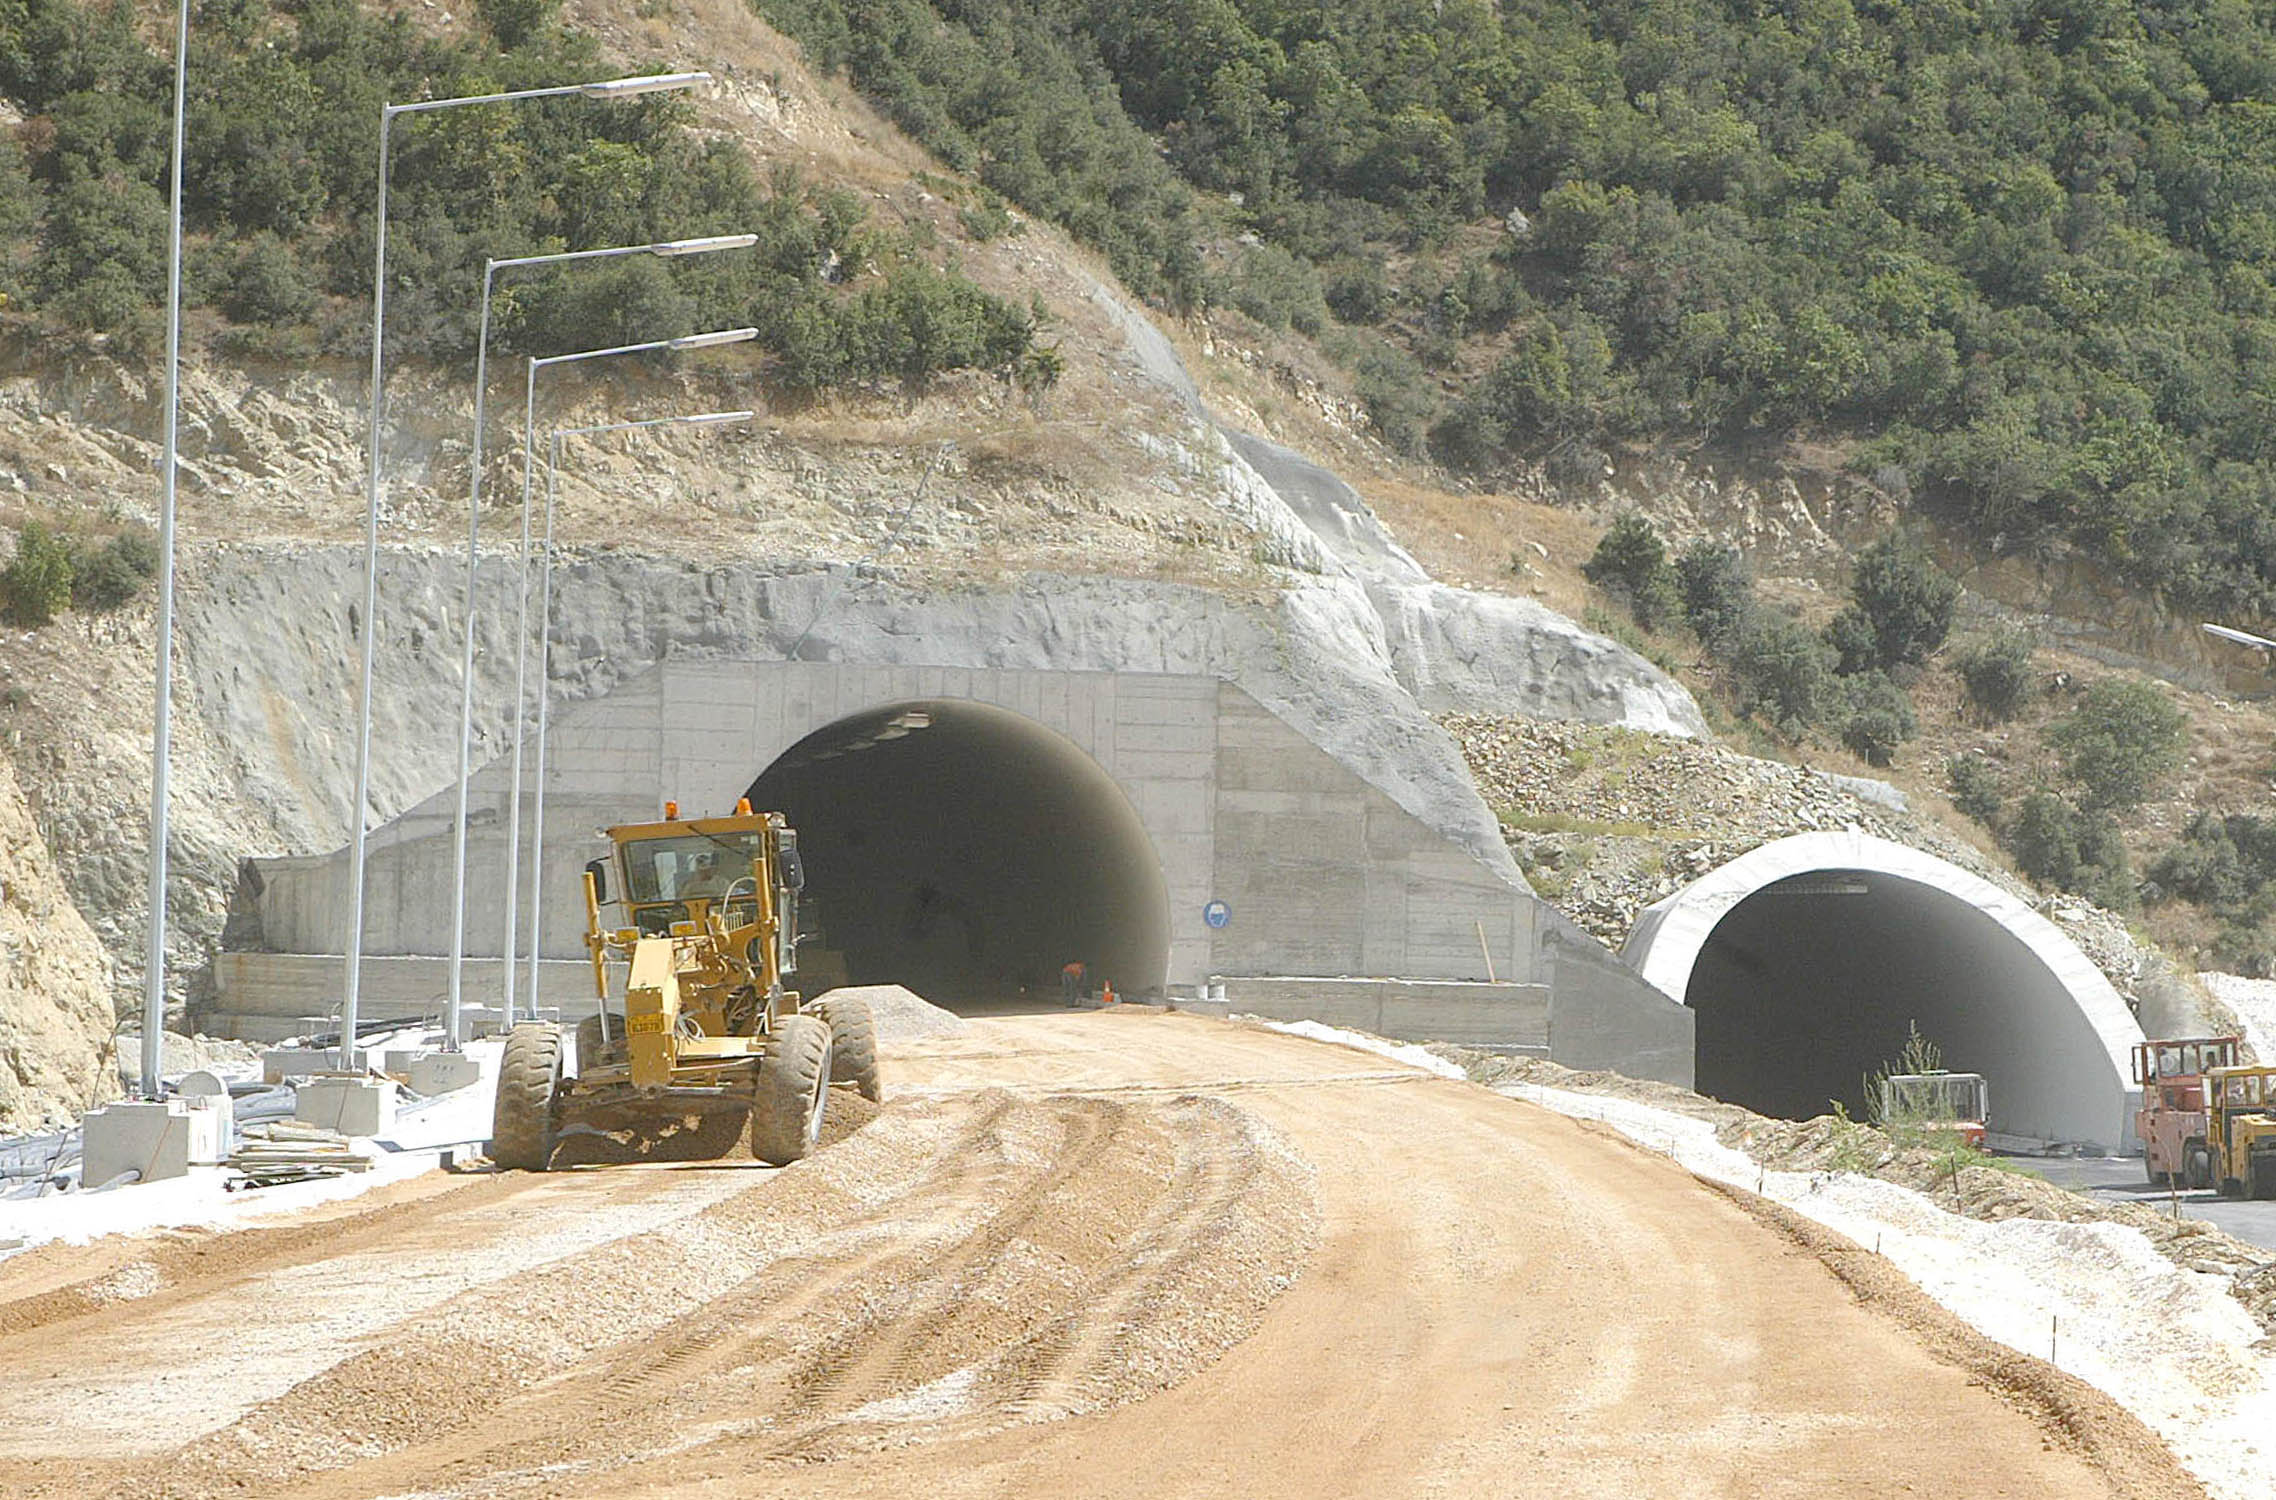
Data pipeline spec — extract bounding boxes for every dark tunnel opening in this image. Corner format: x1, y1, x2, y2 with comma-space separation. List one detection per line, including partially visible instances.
1686, 869, 2122, 1144
746, 700, 1171, 1011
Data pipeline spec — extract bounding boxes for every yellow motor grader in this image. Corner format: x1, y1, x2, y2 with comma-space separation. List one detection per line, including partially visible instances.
2205, 1062, 2276, 1200
490, 799, 881, 1171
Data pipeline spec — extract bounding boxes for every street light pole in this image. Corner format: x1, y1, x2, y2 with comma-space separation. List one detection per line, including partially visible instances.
444, 233, 754, 1050
523, 411, 752, 1014
343, 69, 712, 1070
498, 327, 757, 1028
140, 0, 189, 1100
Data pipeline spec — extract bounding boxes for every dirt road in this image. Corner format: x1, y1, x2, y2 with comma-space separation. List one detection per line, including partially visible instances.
0, 1010, 2202, 1499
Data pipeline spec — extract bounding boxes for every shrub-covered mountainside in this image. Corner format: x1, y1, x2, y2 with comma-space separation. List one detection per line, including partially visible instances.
0, 0, 1039, 387
758, 0, 2276, 618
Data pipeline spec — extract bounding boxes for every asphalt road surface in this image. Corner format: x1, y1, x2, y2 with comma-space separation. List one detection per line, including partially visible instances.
2020, 1153, 2276, 1250
0, 1010, 2205, 1500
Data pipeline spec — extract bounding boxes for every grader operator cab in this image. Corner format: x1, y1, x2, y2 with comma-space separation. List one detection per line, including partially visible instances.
490, 799, 882, 1171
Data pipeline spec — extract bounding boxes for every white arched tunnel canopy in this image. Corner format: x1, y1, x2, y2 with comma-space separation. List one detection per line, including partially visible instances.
1622, 831, 2141, 1149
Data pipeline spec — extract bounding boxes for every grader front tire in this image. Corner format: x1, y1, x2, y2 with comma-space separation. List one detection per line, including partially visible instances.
749, 1014, 832, 1167
492, 1022, 564, 1172
817, 996, 883, 1102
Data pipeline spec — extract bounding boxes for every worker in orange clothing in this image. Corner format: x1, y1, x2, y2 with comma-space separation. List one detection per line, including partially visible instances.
1060, 959, 1086, 1007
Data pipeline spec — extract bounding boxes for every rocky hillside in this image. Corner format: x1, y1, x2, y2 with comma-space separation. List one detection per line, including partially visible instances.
0, 0, 1701, 1125
0, 0, 2266, 1132
0, 759, 115, 1132
1444, 715, 2231, 1046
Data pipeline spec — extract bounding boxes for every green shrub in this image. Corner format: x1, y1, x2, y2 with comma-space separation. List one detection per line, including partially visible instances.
1845, 534, 1959, 671
1673, 540, 1751, 645
1228, 243, 1329, 336
474, 0, 559, 48
1824, 606, 1880, 676
1952, 632, 2036, 722
1323, 257, 1389, 324
1, 523, 75, 626
2211, 919, 2276, 978
2073, 807, 2137, 911
71, 529, 158, 610
1727, 611, 1837, 737
1944, 755, 2004, 827
219, 234, 319, 326
2148, 811, 2276, 915
2006, 790, 2080, 887
1838, 671, 1917, 767
1352, 342, 1434, 456
2046, 679, 2187, 811
1583, 511, 1680, 632
957, 194, 1016, 242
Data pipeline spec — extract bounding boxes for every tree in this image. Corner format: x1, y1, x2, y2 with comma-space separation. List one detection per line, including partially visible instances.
1844, 534, 1959, 671
1839, 671, 1917, 767
1, 523, 75, 626
1951, 632, 2036, 721
2007, 790, 2081, 887
1944, 755, 2004, 826
70, 530, 157, 609
1673, 540, 1752, 645
1583, 511, 1680, 632
1727, 612, 1837, 737
2046, 679, 2186, 811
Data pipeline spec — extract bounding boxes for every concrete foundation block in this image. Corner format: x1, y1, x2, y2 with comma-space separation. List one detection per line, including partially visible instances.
82, 1098, 230, 1187
293, 1077, 398, 1138
261, 1046, 339, 1084
405, 1052, 482, 1095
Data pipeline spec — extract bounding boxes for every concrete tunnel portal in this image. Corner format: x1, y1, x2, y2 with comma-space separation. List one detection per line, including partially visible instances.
1624, 833, 2143, 1149
746, 700, 1172, 1009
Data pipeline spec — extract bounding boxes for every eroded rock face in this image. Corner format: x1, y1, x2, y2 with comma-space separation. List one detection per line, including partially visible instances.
0, 759, 118, 1131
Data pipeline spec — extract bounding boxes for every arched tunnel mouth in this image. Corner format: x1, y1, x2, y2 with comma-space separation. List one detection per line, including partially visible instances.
747, 700, 1171, 1012
1684, 868, 2123, 1146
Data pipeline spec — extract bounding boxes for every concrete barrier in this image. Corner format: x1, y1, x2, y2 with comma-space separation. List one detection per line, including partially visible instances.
81, 1098, 230, 1187
1208, 961, 1696, 1088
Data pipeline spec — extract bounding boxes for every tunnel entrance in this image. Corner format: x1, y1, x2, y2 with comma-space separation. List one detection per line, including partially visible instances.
1625, 834, 2140, 1148
746, 700, 1171, 1010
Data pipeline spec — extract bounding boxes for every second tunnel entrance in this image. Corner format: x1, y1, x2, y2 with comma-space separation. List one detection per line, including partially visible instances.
746, 699, 1171, 1009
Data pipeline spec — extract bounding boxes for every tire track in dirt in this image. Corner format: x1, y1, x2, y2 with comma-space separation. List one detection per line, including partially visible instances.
69, 1084, 1316, 1500
0, 1170, 525, 1338
101, 1093, 986, 1500
773, 1095, 1129, 1423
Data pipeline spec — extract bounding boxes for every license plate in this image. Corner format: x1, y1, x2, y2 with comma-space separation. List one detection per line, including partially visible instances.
626, 1012, 668, 1035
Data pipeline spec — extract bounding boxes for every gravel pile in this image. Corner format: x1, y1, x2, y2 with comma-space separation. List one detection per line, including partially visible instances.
820, 985, 969, 1043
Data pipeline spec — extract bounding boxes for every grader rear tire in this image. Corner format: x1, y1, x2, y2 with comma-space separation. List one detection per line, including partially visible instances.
492, 1022, 563, 1172
749, 1014, 832, 1166
817, 996, 883, 1102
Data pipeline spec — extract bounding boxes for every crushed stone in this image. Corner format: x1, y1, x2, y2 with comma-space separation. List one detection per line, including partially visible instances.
822, 985, 969, 1044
